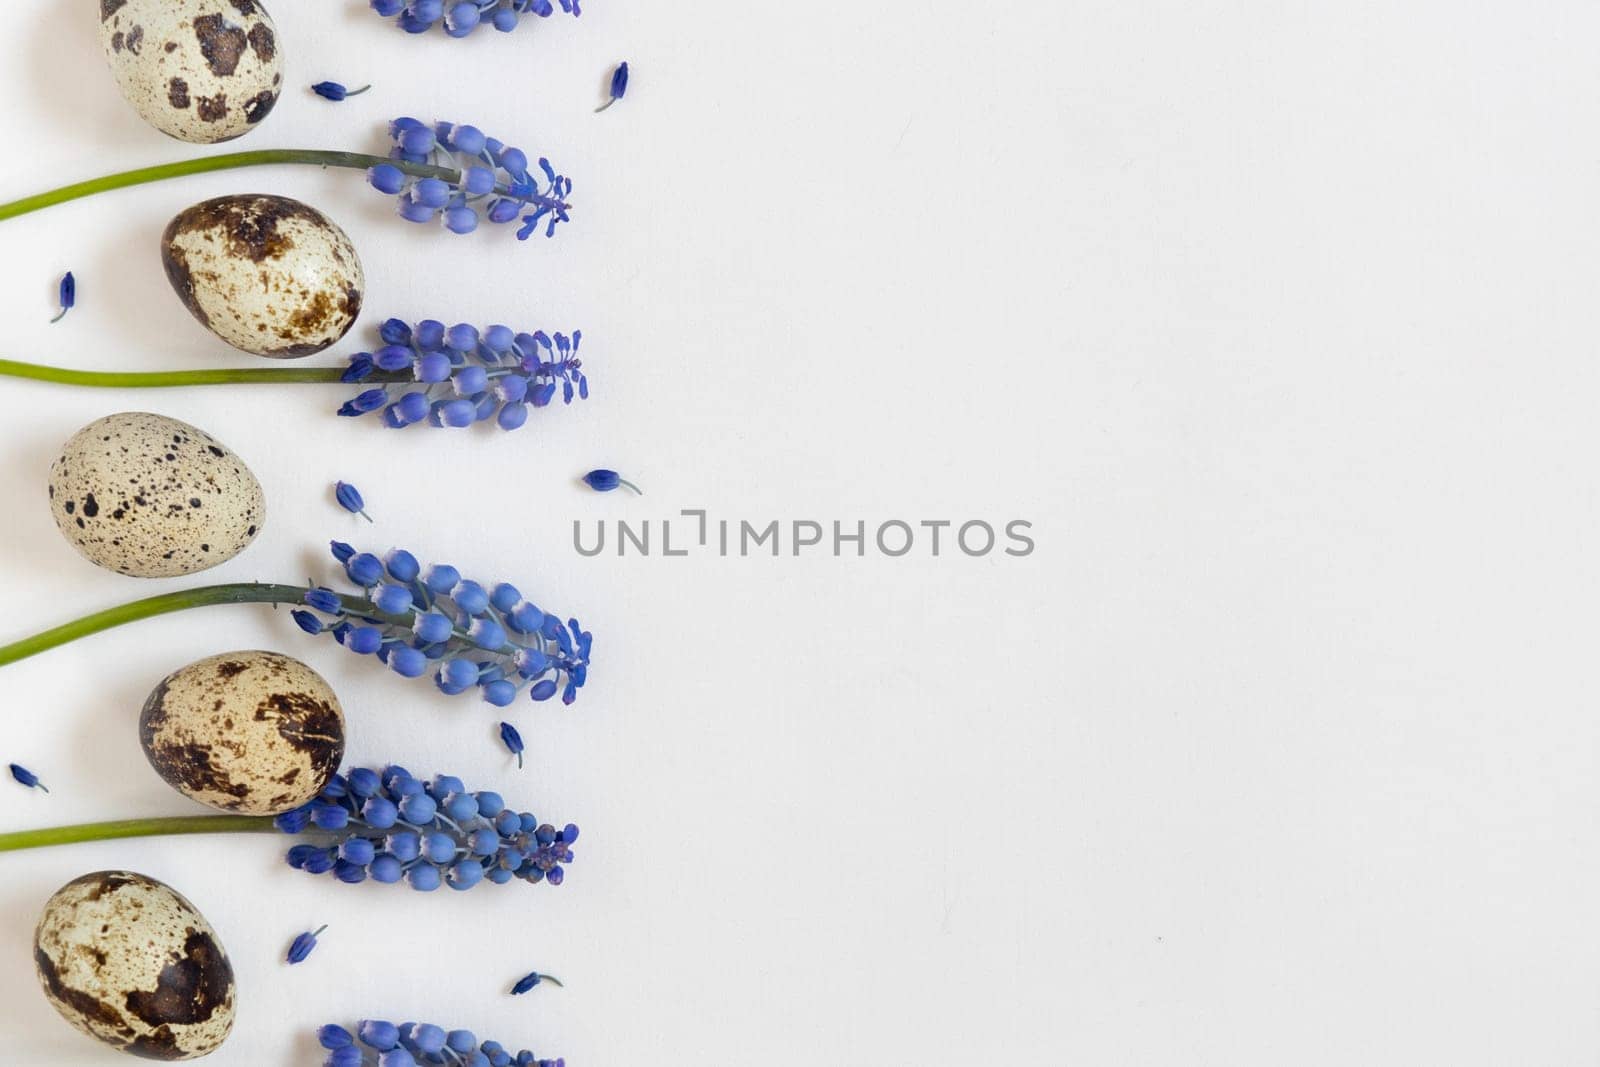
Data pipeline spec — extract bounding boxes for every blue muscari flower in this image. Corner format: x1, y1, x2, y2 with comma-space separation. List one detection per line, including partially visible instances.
582, 469, 642, 494
9, 763, 46, 792
510, 970, 564, 994
301, 541, 593, 707
286, 924, 328, 964
279, 765, 579, 893
370, 0, 579, 35
336, 319, 589, 431
312, 81, 372, 101
320, 1020, 566, 1067
368, 118, 573, 241
596, 61, 629, 112
499, 721, 525, 768
49, 271, 74, 324
335, 481, 373, 522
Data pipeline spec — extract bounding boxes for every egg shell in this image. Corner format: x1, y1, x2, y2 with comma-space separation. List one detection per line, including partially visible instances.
140, 650, 346, 815
161, 194, 365, 358
35, 870, 235, 1060
48, 412, 265, 578
99, 0, 283, 143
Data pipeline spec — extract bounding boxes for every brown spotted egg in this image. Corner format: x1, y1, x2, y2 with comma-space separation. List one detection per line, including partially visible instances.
48, 412, 265, 578
162, 194, 365, 358
99, 0, 283, 143
141, 650, 346, 815
35, 870, 235, 1060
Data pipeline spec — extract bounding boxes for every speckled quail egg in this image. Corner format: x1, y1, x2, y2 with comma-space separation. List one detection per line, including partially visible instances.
140, 650, 346, 815
35, 870, 235, 1060
98, 0, 283, 143
161, 194, 365, 358
48, 412, 265, 578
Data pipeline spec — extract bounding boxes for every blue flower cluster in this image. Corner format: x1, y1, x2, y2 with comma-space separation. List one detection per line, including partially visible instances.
338, 319, 588, 431
369, 119, 572, 239
320, 1019, 564, 1067
292, 541, 592, 706
369, 0, 580, 37
278, 765, 579, 892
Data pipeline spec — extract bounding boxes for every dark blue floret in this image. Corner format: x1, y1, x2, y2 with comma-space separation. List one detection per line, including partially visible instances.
311, 81, 371, 102
596, 61, 629, 112
286, 925, 327, 964
8, 763, 46, 792
510, 970, 563, 995
499, 721, 525, 767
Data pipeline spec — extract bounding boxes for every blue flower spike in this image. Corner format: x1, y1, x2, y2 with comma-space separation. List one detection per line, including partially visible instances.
335, 482, 373, 522
302, 541, 593, 707
49, 272, 74, 324
511, 970, 565, 995
286, 924, 328, 965
582, 469, 642, 495
9, 763, 46, 792
370, 0, 581, 35
319, 1019, 565, 1067
338, 319, 589, 431
278, 765, 580, 892
499, 722, 525, 769
312, 81, 372, 101
371, 118, 573, 240
596, 61, 629, 112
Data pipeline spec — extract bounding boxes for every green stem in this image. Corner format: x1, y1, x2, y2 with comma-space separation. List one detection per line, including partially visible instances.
0, 815, 278, 853
0, 582, 307, 668
0, 583, 404, 669
0, 150, 456, 222
0, 359, 363, 389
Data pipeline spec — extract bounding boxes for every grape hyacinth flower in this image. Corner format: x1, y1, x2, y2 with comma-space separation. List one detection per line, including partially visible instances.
312, 81, 372, 101
49, 272, 74, 323
596, 61, 628, 112
0, 119, 572, 243
510, 971, 564, 994
287, 925, 329, 964
371, 0, 581, 36
372, 119, 572, 239
339, 319, 588, 431
319, 1019, 564, 1067
301, 541, 592, 706
9, 764, 46, 792
0, 317, 590, 434
336, 481, 374, 521
279, 765, 579, 891
0, 542, 593, 708
581, 469, 641, 494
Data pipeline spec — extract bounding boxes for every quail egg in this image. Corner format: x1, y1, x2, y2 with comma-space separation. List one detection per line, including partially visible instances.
48, 412, 265, 578
99, 0, 283, 143
35, 870, 235, 1060
161, 194, 364, 358
140, 650, 346, 815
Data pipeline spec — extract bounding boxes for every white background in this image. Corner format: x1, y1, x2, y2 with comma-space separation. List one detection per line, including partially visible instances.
0, 1, 1594, 1063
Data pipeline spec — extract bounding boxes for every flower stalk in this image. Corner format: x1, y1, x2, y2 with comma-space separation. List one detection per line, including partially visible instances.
0, 815, 277, 853
0, 359, 383, 389
0, 150, 447, 223
0, 583, 380, 669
